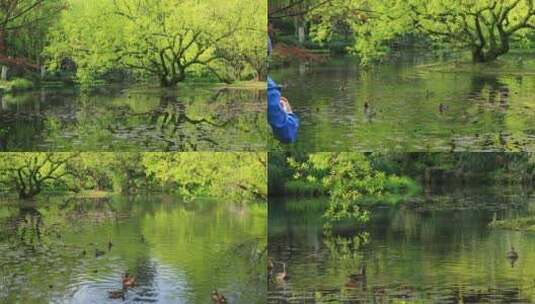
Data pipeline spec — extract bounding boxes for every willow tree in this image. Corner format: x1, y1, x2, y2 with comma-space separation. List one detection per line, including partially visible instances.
46, 0, 266, 86
309, 0, 535, 63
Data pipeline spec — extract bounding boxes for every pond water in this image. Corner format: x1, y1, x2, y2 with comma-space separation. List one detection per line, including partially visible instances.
0, 85, 266, 151
268, 186, 535, 303
0, 196, 266, 303
270, 53, 535, 152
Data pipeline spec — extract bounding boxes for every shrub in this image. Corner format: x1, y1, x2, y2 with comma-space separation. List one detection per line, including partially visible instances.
0, 78, 34, 92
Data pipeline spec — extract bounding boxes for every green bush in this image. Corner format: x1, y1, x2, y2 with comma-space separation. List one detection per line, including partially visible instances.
385, 175, 421, 194
490, 217, 535, 231
0, 78, 34, 92
284, 180, 325, 197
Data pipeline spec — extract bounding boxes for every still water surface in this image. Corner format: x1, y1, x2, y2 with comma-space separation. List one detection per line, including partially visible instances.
0, 85, 266, 151
269, 186, 535, 303
0, 196, 266, 303
270, 53, 535, 152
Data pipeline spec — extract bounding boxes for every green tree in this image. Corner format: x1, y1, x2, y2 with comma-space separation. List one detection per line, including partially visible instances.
0, 0, 64, 70
308, 0, 535, 63
0, 152, 78, 199
290, 153, 387, 224
143, 152, 267, 201
46, 0, 266, 86
73, 153, 151, 193
0, 152, 267, 202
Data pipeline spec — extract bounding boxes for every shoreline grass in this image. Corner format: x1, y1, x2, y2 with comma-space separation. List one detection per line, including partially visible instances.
489, 216, 535, 232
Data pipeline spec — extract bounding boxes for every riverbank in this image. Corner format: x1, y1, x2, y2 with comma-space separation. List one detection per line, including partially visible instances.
418, 60, 535, 76
271, 180, 534, 215
0, 191, 122, 205
490, 216, 535, 232
0, 78, 34, 93
0, 77, 266, 95
416, 50, 535, 75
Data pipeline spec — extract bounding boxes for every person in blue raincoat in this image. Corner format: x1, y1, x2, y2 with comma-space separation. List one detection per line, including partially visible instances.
267, 77, 299, 143
267, 33, 299, 143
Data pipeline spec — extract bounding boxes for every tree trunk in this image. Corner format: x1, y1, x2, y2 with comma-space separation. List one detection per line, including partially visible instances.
298, 26, 306, 45
19, 189, 38, 200
472, 48, 486, 63
471, 34, 510, 63
40, 66, 46, 79
0, 30, 5, 54
18, 178, 41, 199
160, 77, 171, 87
159, 72, 184, 87
1, 65, 7, 80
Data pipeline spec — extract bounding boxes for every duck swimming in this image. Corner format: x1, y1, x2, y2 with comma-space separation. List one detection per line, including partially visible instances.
275, 262, 289, 281
95, 249, 105, 257
364, 102, 376, 120
346, 263, 366, 287
122, 273, 136, 288
507, 246, 519, 260
268, 257, 274, 272
108, 289, 125, 300
211, 289, 227, 303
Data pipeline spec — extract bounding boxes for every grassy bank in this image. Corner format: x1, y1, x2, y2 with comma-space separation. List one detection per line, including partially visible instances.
0, 78, 266, 96
220, 80, 266, 90
0, 78, 34, 93
417, 50, 535, 75
490, 216, 535, 232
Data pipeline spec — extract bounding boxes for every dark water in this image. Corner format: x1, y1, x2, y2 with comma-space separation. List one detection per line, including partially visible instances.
268, 186, 535, 303
0, 85, 266, 151
0, 196, 266, 303
270, 53, 535, 152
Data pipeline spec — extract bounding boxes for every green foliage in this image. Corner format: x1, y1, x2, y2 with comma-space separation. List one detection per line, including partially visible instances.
372, 153, 535, 185
9, 78, 34, 90
46, 0, 266, 87
303, 0, 535, 63
0, 78, 34, 92
288, 153, 393, 225
143, 152, 267, 202
271, 152, 426, 205
284, 179, 325, 197
0, 0, 65, 62
0, 153, 266, 202
307, 153, 386, 224
0, 153, 79, 199
270, 152, 535, 228
384, 175, 420, 194
269, 152, 326, 196
490, 216, 535, 231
